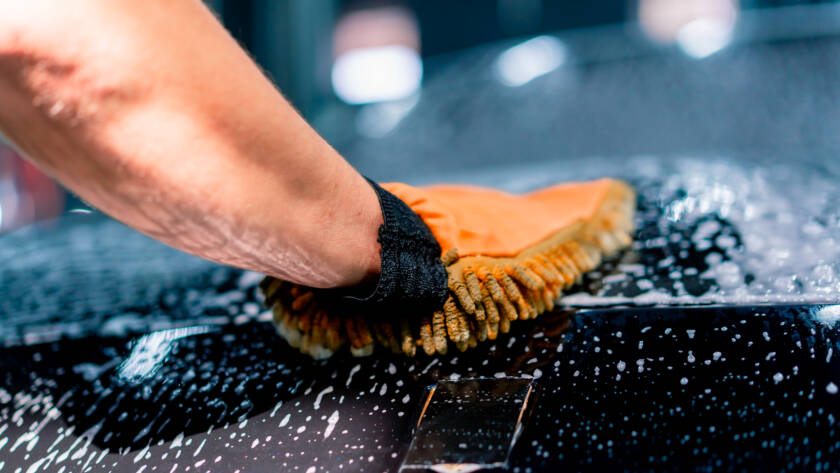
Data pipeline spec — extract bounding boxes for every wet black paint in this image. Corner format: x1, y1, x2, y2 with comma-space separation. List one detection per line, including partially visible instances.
402, 378, 535, 471
510, 305, 840, 472
4, 20, 840, 471
3, 305, 840, 471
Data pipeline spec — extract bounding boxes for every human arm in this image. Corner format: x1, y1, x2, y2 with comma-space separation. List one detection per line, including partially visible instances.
0, 0, 381, 288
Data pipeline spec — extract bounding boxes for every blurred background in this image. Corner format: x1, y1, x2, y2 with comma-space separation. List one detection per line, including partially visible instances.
2, 0, 840, 231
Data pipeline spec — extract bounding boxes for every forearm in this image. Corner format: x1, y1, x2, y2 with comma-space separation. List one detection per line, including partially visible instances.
0, 0, 381, 287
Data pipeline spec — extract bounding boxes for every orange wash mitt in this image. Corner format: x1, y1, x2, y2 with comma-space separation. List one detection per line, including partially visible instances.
260, 178, 635, 358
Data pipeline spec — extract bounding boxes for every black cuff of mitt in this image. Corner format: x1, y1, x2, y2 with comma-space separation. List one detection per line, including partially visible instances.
341, 179, 448, 310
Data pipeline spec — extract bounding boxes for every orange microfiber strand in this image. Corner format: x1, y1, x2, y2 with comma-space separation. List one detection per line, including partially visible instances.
260, 178, 636, 358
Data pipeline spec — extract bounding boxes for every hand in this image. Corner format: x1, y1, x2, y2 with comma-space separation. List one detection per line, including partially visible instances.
262, 178, 636, 358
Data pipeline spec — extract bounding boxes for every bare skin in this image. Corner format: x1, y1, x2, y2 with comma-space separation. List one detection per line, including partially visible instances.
0, 0, 382, 288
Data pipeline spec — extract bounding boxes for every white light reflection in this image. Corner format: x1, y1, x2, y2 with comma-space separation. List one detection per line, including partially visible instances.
814, 305, 840, 326
665, 181, 736, 222
355, 93, 419, 138
332, 45, 422, 105
676, 17, 734, 58
117, 326, 214, 382
638, 0, 737, 59
494, 35, 567, 87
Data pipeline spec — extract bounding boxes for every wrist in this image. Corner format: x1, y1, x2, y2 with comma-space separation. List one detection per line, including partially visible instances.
340, 178, 447, 308
353, 185, 383, 290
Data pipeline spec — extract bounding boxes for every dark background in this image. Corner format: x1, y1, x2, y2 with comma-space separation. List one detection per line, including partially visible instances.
2, 0, 840, 231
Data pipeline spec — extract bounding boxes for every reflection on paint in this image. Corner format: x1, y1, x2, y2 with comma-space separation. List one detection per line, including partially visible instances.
117, 326, 215, 381
813, 305, 840, 326
494, 36, 567, 87
401, 378, 534, 471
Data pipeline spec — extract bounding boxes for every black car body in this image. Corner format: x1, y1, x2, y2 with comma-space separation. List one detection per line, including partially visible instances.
3, 8, 840, 472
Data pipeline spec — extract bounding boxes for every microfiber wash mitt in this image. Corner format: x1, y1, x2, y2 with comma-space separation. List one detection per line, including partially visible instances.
260, 178, 635, 358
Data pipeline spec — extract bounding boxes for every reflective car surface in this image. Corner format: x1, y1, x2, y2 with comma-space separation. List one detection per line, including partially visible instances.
3, 10, 840, 473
